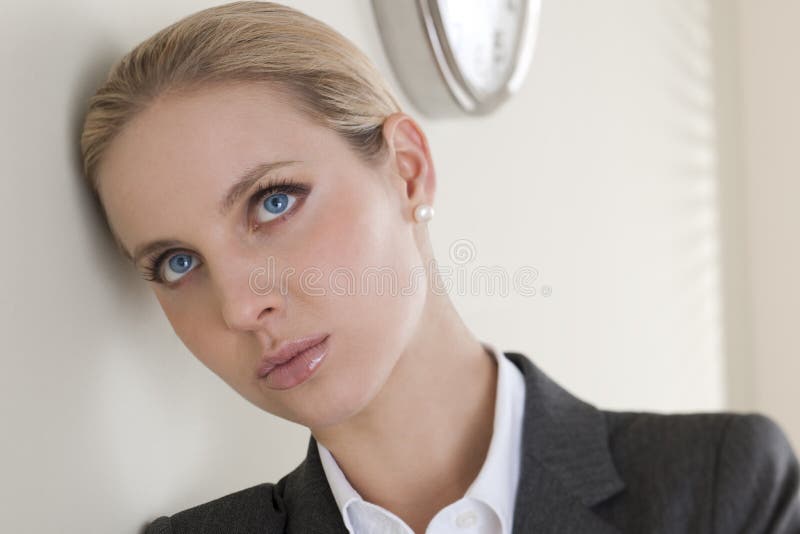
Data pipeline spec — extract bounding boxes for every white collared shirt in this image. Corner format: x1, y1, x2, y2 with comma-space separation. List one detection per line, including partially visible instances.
316, 341, 527, 534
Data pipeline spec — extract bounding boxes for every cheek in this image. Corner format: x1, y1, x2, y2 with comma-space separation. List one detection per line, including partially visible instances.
155, 290, 237, 378
298, 183, 422, 306
313, 181, 414, 271
295, 180, 427, 358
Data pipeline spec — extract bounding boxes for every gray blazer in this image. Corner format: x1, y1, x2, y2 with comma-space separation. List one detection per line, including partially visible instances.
144, 352, 800, 533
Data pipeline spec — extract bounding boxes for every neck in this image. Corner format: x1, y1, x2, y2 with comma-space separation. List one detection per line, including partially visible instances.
311, 290, 498, 531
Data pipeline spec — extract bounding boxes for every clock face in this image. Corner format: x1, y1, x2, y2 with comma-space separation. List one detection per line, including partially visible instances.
434, 0, 528, 97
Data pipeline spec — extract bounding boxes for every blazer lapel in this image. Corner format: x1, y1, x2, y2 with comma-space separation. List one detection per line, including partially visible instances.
280, 435, 349, 534
504, 352, 626, 533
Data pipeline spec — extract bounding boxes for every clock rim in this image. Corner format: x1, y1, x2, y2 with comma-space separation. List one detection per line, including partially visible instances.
420, 0, 540, 115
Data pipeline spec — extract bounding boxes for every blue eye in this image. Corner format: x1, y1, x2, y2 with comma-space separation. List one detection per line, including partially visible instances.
140, 178, 310, 287
162, 253, 197, 283
256, 192, 297, 223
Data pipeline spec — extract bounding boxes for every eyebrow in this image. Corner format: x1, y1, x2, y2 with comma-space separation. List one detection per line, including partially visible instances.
218, 160, 302, 217
128, 159, 301, 266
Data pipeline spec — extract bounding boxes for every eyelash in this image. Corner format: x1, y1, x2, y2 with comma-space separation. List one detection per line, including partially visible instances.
140, 175, 310, 285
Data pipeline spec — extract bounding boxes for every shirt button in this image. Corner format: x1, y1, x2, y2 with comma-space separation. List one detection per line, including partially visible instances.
455, 509, 478, 528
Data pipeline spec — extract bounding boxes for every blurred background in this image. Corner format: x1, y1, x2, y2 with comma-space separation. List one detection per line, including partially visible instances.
0, 0, 797, 532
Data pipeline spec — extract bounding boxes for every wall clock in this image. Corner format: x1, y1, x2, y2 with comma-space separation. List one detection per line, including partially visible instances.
372, 0, 542, 117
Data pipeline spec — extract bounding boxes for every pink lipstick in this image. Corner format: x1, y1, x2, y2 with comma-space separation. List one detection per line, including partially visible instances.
257, 333, 330, 390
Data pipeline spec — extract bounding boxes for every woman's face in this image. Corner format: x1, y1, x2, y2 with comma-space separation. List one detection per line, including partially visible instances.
97, 82, 431, 430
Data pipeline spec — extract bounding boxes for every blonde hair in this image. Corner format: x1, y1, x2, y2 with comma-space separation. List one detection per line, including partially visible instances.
80, 0, 402, 197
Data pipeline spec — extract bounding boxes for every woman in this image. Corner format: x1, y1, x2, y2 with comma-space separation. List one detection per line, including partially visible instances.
80, 2, 800, 533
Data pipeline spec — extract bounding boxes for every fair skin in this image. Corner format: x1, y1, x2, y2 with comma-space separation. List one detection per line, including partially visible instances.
97, 81, 497, 533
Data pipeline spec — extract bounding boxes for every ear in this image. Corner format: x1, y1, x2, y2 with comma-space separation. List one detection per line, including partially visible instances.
381, 112, 436, 210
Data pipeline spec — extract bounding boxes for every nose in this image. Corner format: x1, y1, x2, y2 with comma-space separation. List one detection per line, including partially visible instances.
216, 254, 286, 332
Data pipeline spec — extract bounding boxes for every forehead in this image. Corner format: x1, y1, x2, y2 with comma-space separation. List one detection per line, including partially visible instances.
95, 82, 345, 260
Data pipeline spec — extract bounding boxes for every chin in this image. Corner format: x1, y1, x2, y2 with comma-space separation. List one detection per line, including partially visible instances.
305, 388, 374, 431
303, 378, 383, 431
241, 374, 369, 430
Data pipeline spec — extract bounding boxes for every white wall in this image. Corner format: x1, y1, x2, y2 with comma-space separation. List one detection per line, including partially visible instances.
0, 1, 750, 532
706, 0, 800, 451
735, 0, 800, 449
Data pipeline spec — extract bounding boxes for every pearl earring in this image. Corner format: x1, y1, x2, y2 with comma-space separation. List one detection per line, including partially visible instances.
413, 203, 435, 223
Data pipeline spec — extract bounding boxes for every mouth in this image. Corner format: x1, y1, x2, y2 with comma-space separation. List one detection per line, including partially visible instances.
257, 333, 330, 390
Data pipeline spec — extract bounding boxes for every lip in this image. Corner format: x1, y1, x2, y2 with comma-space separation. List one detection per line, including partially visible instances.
257, 333, 330, 379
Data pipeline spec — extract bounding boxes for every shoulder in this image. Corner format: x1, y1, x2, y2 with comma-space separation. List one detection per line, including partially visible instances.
709, 412, 800, 532
597, 410, 800, 533
143, 481, 287, 534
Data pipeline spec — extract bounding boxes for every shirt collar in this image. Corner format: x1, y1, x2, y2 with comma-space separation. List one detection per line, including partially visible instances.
466, 340, 526, 533
316, 440, 361, 532
316, 340, 526, 534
